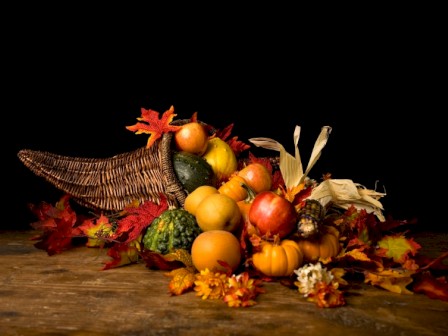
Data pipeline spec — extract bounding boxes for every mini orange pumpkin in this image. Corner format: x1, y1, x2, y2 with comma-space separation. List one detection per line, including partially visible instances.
252, 239, 304, 277
218, 175, 248, 202
297, 225, 340, 262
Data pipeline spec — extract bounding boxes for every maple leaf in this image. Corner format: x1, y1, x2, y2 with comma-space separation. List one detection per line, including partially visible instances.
412, 271, 448, 301
271, 170, 285, 191
78, 215, 113, 247
214, 123, 250, 156
29, 194, 80, 256
113, 195, 168, 243
226, 136, 250, 156
164, 249, 195, 269
140, 250, 184, 271
376, 233, 421, 264
102, 239, 141, 270
336, 248, 384, 272
335, 206, 382, 246
166, 267, 196, 295
126, 105, 182, 149
377, 215, 418, 232
243, 152, 274, 172
214, 123, 234, 141
364, 269, 415, 294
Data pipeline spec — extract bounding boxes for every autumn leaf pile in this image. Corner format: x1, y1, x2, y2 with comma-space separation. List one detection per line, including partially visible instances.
26, 106, 448, 308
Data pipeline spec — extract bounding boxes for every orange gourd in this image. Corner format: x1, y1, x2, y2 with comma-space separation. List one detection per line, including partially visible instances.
218, 175, 248, 202
297, 226, 340, 262
252, 239, 304, 277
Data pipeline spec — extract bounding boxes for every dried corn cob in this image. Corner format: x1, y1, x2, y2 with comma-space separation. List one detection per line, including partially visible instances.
297, 199, 326, 238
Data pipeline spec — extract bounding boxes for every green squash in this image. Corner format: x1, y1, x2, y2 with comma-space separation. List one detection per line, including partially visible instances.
172, 151, 216, 193
143, 208, 202, 254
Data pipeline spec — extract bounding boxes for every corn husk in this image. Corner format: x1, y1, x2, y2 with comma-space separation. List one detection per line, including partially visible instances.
248, 126, 386, 222
309, 179, 386, 222
249, 126, 332, 190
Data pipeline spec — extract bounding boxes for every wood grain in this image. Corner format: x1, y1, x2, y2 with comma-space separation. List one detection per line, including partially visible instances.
0, 230, 447, 336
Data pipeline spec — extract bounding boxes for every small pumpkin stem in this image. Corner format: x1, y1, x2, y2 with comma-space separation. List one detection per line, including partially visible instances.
273, 234, 281, 245
240, 183, 257, 202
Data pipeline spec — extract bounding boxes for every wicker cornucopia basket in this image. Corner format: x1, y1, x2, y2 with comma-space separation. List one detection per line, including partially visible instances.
17, 119, 193, 212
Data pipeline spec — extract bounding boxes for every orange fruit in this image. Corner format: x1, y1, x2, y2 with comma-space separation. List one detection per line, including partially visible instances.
191, 230, 242, 273
184, 185, 219, 216
174, 122, 209, 156
195, 193, 241, 232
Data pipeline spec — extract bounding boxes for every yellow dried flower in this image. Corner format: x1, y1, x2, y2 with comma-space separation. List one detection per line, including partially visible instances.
194, 268, 228, 300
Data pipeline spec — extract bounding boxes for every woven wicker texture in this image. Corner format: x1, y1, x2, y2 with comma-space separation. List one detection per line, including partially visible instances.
17, 121, 189, 211
17, 117, 282, 213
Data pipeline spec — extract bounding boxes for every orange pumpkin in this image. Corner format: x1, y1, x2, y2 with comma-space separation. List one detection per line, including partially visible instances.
252, 239, 304, 277
236, 184, 258, 237
297, 226, 340, 262
218, 175, 248, 202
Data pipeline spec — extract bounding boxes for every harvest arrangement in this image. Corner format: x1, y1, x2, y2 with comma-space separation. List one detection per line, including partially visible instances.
18, 106, 448, 308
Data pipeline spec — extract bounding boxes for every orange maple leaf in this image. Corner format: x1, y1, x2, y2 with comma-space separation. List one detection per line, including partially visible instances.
126, 105, 182, 148
165, 267, 196, 295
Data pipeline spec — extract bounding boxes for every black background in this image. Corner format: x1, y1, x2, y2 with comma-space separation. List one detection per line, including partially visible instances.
6, 11, 445, 232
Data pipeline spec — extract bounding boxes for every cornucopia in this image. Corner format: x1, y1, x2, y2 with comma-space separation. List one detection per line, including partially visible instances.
17, 105, 448, 308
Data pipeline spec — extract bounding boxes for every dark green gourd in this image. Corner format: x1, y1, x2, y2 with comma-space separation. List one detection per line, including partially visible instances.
172, 151, 215, 193
142, 208, 202, 254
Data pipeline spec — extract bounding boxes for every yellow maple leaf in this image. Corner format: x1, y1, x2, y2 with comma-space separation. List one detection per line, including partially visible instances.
165, 267, 196, 296
364, 269, 415, 294
376, 234, 421, 263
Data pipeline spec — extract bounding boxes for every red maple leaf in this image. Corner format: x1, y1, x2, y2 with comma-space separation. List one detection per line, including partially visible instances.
227, 136, 251, 156
112, 195, 169, 243
29, 194, 80, 255
126, 105, 182, 148
214, 123, 234, 141
214, 123, 250, 156
244, 152, 274, 173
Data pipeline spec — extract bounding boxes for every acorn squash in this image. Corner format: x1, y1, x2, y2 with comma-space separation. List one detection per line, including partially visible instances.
172, 151, 216, 193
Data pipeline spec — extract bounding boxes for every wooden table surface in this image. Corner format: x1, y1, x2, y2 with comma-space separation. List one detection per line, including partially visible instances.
1, 230, 447, 336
